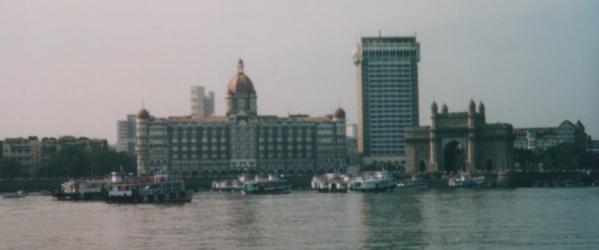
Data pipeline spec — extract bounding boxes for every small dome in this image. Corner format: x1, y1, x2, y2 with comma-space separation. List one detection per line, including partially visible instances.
136, 108, 150, 119
333, 108, 346, 119
431, 101, 438, 110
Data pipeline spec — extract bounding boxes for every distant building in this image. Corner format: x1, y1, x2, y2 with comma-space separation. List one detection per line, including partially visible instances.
38, 137, 58, 167
589, 140, 599, 153
136, 60, 347, 177
56, 136, 108, 151
116, 114, 136, 155
513, 120, 589, 151
191, 86, 215, 118
2, 135, 108, 177
352, 35, 420, 164
346, 123, 357, 138
2, 136, 40, 176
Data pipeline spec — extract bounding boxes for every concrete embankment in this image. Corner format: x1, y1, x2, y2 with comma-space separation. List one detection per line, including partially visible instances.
496, 171, 598, 187
396, 171, 598, 188
0, 179, 66, 193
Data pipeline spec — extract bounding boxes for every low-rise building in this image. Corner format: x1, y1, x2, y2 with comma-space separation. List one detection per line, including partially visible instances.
2, 136, 40, 176
514, 120, 589, 151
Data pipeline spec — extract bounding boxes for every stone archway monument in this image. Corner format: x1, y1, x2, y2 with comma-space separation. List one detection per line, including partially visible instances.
405, 100, 515, 173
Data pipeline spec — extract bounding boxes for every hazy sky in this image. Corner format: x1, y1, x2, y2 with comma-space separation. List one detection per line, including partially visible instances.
1, 0, 597, 144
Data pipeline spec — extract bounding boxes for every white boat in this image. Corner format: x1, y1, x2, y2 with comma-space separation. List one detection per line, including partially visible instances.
468, 176, 493, 187
241, 175, 292, 195
105, 170, 193, 203
564, 179, 584, 187
397, 175, 428, 188
311, 173, 350, 193
2, 191, 26, 199
349, 170, 396, 192
449, 175, 492, 188
211, 176, 246, 192
53, 178, 110, 200
449, 176, 467, 187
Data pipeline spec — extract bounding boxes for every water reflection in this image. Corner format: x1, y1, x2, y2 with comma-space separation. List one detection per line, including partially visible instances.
360, 189, 427, 249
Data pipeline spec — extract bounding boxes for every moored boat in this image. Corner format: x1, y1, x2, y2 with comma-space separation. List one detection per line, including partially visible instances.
211, 175, 247, 192
564, 179, 584, 187
241, 175, 292, 195
311, 173, 350, 193
449, 175, 492, 188
349, 170, 396, 192
2, 191, 26, 199
53, 178, 110, 201
105, 170, 193, 203
397, 175, 428, 188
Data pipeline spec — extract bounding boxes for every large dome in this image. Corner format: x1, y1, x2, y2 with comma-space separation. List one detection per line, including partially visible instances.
333, 108, 346, 119
227, 59, 256, 95
136, 108, 150, 119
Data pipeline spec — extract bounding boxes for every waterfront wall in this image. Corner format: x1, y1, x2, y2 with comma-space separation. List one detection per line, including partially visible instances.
396, 171, 598, 188
496, 171, 598, 187
0, 179, 66, 193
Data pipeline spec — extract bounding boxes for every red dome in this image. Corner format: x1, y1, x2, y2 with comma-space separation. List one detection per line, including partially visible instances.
333, 108, 346, 119
227, 73, 256, 95
136, 108, 150, 119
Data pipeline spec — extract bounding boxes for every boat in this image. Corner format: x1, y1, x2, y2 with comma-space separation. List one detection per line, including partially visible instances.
564, 179, 584, 187
531, 180, 541, 187
241, 175, 292, 195
105, 170, 193, 203
211, 176, 246, 192
53, 178, 110, 201
449, 175, 492, 188
348, 170, 396, 192
2, 191, 26, 199
311, 173, 350, 193
448, 176, 467, 187
468, 176, 493, 187
397, 174, 428, 188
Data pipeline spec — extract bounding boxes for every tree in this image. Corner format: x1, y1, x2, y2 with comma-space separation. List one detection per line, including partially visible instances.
37, 146, 137, 179
0, 158, 22, 179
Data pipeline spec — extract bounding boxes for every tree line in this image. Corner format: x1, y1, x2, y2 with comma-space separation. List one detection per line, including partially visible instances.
0, 146, 136, 179
515, 142, 599, 171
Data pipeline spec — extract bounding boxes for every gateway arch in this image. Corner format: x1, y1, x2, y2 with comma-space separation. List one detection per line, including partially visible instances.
405, 100, 514, 173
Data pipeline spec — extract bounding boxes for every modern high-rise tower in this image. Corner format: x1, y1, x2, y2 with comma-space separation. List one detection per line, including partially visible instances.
353, 35, 420, 161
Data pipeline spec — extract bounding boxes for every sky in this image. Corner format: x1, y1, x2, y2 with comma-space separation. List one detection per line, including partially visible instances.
0, 0, 598, 144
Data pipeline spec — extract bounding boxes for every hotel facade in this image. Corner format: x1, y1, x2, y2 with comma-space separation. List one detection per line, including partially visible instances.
135, 60, 347, 177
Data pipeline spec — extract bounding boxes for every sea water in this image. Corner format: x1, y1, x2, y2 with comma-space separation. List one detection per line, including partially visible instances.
1, 188, 598, 249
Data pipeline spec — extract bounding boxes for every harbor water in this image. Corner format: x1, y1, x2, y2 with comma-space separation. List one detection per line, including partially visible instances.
1, 188, 598, 249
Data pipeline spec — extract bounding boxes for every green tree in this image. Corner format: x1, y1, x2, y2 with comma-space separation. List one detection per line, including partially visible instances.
0, 157, 22, 179
37, 146, 137, 179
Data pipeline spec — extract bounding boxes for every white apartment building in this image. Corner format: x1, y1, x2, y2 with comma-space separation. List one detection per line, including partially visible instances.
191, 86, 215, 118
